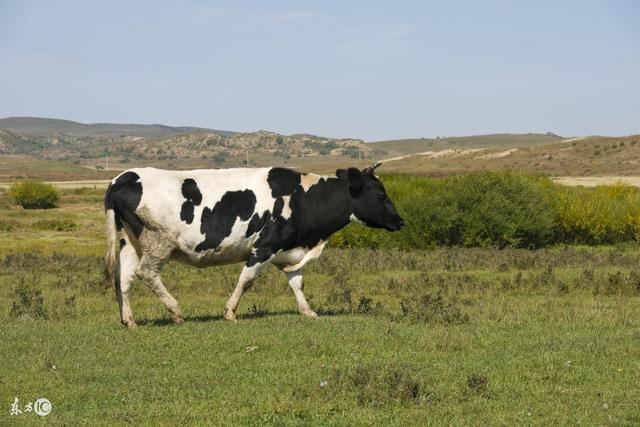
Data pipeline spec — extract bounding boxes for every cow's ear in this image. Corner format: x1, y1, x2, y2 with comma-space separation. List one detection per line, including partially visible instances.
347, 167, 364, 197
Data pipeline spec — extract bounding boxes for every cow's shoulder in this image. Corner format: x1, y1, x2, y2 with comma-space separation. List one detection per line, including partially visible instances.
267, 167, 302, 197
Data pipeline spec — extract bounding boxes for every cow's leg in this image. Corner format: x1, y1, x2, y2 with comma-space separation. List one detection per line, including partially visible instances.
135, 242, 183, 324
285, 269, 317, 318
116, 239, 139, 328
224, 262, 267, 322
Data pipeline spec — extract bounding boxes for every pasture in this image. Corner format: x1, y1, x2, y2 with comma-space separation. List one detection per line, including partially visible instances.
1, 187, 640, 425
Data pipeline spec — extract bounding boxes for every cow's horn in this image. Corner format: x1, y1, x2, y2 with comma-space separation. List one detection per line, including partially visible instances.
363, 161, 382, 175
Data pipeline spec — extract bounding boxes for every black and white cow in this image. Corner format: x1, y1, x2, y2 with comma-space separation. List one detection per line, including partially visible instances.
104, 163, 404, 327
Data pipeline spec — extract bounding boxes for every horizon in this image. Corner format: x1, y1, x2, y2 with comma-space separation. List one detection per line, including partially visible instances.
1, 1, 639, 140
0, 115, 595, 142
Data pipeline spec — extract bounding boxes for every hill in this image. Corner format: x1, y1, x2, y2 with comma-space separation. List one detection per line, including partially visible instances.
369, 133, 563, 157
380, 135, 640, 176
0, 117, 230, 138
1, 117, 637, 180
0, 117, 372, 177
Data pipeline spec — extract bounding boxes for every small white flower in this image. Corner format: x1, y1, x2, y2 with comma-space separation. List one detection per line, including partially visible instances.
319, 380, 328, 388
603, 403, 609, 410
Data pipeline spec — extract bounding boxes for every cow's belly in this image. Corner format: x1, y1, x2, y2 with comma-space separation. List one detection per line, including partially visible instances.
173, 228, 256, 267
174, 242, 252, 267
272, 241, 327, 272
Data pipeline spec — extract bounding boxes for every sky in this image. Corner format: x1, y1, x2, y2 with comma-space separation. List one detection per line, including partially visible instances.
0, 0, 638, 141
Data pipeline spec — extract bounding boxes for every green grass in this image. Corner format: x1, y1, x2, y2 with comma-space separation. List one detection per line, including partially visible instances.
1, 190, 640, 425
0, 155, 113, 181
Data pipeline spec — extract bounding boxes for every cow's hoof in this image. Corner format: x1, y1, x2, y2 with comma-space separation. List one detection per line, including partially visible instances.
301, 309, 318, 318
223, 311, 237, 322
122, 319, 137, 329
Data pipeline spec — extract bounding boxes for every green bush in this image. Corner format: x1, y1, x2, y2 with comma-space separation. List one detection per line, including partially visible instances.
552, 184, 640, 244
9, 180, 60, 209
333, 172, 558, 249
332, 172, 640, 249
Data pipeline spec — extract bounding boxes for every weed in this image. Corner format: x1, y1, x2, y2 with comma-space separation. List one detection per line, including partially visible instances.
354, 296, 383, 316
399, 291, 470, 325
32, 219, 78, 231
9, 276, 48, 320
330, 363, 433, 407
247, 303, 268, 318
467, 373, 490, 396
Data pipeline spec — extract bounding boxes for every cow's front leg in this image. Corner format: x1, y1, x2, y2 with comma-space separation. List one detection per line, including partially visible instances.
286, 269, 317, 318
224, 261, 267, 322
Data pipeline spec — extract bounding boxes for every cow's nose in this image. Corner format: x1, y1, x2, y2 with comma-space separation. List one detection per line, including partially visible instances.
398, 219, 405, 228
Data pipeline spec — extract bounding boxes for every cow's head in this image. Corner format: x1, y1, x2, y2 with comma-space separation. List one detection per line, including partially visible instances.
336, 162, 404, 231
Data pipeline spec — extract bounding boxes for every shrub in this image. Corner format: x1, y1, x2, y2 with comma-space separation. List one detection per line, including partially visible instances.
333, 172, 558, 250
9, 180, 60, 209
552, 184, 640, 244
331, 172, 640, 249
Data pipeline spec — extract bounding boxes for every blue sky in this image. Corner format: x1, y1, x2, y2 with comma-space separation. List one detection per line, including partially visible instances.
1, 0, 638, 140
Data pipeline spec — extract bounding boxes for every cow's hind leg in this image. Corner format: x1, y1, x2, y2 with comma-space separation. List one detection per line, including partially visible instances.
285, 269, 317, 318
116, 239, 139, 328
136, 244, 183, 324
224, 262, 267, 322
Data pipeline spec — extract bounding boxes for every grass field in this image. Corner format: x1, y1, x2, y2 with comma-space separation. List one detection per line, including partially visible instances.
2, 189, 640, 425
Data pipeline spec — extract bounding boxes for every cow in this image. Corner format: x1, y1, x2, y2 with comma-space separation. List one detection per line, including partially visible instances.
104, 162, 404, 327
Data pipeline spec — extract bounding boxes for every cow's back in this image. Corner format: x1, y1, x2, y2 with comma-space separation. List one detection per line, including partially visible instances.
107, 167, 277, 264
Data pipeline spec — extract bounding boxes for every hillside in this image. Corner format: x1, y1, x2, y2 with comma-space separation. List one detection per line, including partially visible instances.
0, 117, 372, 176
380, 135, 640, 176
0, 117, 228, 138
369, 133, 563, 157
1, 117, 638, 180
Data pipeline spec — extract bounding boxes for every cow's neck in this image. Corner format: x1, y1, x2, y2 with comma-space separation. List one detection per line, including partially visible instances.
295, 178, 353, 246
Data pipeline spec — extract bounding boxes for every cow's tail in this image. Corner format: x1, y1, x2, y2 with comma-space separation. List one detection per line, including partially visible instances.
104, 208, 118, 296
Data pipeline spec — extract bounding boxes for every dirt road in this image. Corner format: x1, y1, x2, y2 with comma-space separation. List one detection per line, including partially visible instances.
552, 176, 640, 187
0, 180, 111, 189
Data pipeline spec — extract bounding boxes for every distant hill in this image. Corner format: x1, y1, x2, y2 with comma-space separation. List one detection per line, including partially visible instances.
369, 133, 563, 157
0, 117, 371, 170
379, 135, 640, 176
0, 117, 234, 138
2, 117, 637, 180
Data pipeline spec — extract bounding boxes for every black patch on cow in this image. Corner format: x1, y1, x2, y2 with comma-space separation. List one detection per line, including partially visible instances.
179, 178, 202, 224
267, 168, 301, 198
246, 176, 353, 267
119, 238, 126, 249
180, 202, 195, 224
196, 190, 257, 252
181, 179, 202, 204
103, 171, 145, 237
272, 197, 284, 217
246, 211, 271, 237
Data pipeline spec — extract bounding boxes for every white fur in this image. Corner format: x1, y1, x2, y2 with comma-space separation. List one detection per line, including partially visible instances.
350, 213, 366, 226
